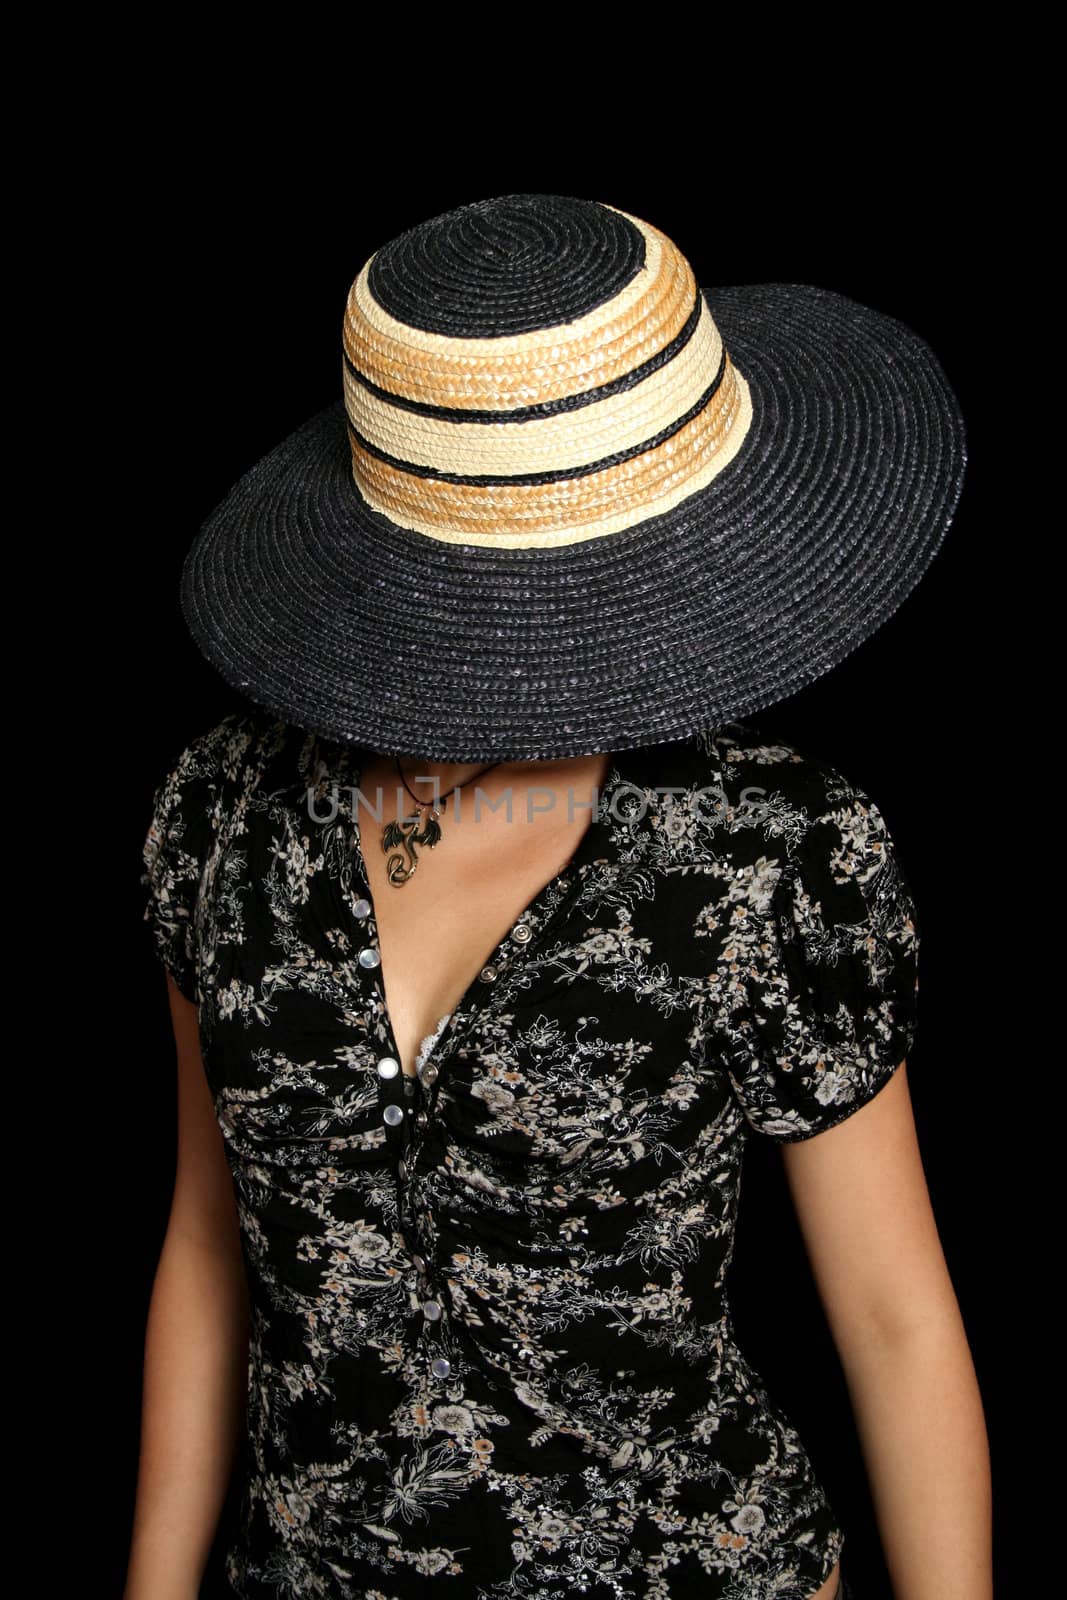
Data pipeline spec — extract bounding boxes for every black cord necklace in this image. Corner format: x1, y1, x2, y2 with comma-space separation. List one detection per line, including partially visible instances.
382, 755, 502, 886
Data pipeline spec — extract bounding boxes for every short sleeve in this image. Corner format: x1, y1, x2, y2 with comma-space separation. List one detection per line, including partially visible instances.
140, 730, 224, 1004
726, 776, 921, 1141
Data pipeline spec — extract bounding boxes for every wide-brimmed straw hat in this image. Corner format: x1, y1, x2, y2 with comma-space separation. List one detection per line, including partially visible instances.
180, 192, 967, 762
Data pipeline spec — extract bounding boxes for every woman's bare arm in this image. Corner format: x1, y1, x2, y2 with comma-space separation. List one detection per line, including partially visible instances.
124, 972, 250, 1600
781, 1064, 992, 1600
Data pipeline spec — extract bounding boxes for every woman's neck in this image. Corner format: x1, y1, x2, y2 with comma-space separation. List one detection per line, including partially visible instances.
378, 749, 609, 795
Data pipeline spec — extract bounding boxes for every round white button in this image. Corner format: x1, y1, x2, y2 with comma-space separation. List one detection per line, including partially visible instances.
382, 1104, 404, 1126
511, 924, 532, 943
419, 1063, 439, 1085
377, 1057, 400, 1079
358, 946, 381, 969
352, 897, 371, 918
430, 1357, 451, 1378
479, 965, 498, 982
421, 1299, 442, 1321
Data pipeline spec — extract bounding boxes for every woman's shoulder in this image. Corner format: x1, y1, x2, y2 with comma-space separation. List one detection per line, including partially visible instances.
155, 704, 349, 804
669, 716, 872, 809
672, 718, 901, 871
702, 716, 867, 803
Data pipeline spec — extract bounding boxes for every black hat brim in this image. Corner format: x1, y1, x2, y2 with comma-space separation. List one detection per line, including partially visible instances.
180, 282, 967, 761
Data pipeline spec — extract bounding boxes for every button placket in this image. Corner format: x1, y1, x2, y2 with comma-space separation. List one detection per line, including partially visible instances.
354, 884, 454, 1160
351, 893, 406, 1144
345, 818, 601, 1377
377, 1057, 411, 1149
417, 1282, 451, 1374
352, 901, 417, 1158
421, 1285, 460, 1386
405, 1182, 435, 1283
399, 1173, 452, 1380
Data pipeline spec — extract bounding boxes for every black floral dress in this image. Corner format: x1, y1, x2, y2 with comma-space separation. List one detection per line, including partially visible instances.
140, 706, 919, 1600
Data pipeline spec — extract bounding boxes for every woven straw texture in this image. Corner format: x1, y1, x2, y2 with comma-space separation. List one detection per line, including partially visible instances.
181, 194, 967, 761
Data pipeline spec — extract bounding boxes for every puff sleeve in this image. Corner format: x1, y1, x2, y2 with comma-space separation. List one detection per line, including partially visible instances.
726, 776, 921, 1141
140, 730, 223, 1004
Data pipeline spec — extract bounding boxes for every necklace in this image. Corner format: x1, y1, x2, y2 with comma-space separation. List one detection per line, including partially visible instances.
382, 755, 501, 886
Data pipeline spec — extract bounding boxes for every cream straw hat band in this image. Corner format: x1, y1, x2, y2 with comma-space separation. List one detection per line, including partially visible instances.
340, 204, 751, 546
180, 193, 967, 761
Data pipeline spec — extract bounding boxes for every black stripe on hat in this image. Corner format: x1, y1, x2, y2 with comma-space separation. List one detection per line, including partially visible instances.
344, 346, 729, 488
343, 294, 706, 425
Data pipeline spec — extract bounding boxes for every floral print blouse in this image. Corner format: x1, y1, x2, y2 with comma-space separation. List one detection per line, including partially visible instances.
139, 706, 920, 1600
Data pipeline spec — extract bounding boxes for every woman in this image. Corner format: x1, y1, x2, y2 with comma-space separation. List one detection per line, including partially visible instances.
126, 194, 991, 1599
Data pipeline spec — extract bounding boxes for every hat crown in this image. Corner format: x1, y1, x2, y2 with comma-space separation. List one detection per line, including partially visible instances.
364, 192, 648, 338
341, 193, 753, 548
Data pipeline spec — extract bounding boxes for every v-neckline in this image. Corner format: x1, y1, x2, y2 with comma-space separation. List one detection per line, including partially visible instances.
344, 747, 627, 1084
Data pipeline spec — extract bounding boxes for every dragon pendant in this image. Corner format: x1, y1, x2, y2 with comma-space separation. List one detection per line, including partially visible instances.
382, 809, 443, 885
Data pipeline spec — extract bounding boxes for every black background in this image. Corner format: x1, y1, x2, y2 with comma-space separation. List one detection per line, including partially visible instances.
81, 83, 1019, 1600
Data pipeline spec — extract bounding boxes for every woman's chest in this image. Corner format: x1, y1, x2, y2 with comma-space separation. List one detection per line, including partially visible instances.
194, 796, 744, 1185
361, 797, 603, 1082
